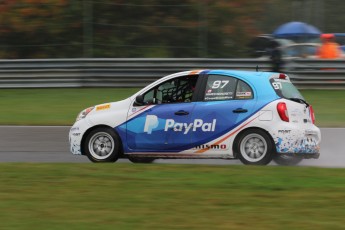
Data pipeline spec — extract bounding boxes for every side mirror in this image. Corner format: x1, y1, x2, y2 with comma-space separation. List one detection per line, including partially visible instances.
134, 95, 144, 106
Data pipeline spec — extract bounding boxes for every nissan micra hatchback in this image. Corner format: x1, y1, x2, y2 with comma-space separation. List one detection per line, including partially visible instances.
69, 70, 321, 165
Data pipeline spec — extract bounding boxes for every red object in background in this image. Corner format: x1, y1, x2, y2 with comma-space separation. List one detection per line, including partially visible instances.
321, 33, 335, 39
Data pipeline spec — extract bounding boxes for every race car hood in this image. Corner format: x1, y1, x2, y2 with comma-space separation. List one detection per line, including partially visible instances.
87, 98, 132, 127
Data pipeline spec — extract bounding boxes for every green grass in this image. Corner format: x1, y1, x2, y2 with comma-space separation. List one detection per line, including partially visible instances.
0, 88, 139, 125
1, 163, 345, 230
0, 88, 344, 126
302, 90, 345, 127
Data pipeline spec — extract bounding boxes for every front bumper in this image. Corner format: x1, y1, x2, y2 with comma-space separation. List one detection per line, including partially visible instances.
69, 119, 90, 155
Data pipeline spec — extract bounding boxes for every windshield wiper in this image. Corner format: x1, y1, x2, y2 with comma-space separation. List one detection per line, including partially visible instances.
289, 98, 309, 108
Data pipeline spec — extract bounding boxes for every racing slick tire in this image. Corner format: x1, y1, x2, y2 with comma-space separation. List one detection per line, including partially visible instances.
273, 155, 303, 166
84, 127, 120, 163
235, 129, 274, 165
127, 156, 155, 163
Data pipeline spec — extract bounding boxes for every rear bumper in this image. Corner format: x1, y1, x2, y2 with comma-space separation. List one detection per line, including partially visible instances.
272, 125, 321, 156
278, 152, 320, 159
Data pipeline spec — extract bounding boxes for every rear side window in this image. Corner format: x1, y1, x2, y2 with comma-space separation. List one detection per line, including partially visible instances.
270, 78, 304, 100
204, 75, 253, 101
235, 80, 253, 100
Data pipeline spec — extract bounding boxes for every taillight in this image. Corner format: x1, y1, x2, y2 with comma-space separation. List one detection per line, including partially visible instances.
279, 73, 287, 80
309, 105, 315, 124
277, 102, 289, 122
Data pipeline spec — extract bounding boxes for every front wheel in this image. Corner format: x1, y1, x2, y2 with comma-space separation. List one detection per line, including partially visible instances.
235, 129, 274, 165
84, 127, 121, 163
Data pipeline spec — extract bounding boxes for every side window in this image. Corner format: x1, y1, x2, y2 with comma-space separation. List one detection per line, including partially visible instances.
142, 75, 198, 105
204, 75, 237, 101
143, 90, 155, 104
235, 80, 253, 100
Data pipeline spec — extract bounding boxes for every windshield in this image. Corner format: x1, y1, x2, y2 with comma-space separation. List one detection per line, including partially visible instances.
270, 78, 304, 100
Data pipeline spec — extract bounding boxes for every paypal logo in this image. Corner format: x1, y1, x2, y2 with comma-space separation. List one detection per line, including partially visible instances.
144, 115, 159, 134
165, 119, 216, 134
144, 115, 216, 135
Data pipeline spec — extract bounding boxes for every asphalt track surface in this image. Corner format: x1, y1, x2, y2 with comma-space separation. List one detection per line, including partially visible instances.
0, 126, 344, 167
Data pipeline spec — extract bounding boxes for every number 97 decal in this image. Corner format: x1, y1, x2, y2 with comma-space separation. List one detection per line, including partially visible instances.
272, 82, 282, 90
212, 80, 229, 89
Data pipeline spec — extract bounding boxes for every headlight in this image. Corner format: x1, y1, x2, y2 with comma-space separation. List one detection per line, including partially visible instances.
76, 107, 94, 121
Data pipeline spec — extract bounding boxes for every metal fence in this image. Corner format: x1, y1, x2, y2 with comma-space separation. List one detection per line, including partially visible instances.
0, 58, 344, 89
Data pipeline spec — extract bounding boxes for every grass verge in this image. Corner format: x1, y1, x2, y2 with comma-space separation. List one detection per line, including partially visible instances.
0, 88, 139, 125
1, 163, 345, 230
0, 88, 344, 126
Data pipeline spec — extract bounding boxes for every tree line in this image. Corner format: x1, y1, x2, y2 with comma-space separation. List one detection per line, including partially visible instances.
0, 0, 343, 59
0, 0, 269, 58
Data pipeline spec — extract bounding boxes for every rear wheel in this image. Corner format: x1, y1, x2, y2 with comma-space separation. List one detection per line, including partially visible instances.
273, 155, 303, 166
235, 129, 274, 165
84, 127, 120, 163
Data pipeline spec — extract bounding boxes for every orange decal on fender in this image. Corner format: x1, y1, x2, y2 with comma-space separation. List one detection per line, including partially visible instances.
96, 104, 111, 111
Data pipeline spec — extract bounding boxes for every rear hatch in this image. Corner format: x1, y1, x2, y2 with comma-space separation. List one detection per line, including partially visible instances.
270, 73, 315, 126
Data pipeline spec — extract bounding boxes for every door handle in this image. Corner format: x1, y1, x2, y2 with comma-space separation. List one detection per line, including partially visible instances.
233, 108, 248, 113
175, 110, 189, 116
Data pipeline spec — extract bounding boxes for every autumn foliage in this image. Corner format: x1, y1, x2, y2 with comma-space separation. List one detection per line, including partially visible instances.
0, 0, 268, 58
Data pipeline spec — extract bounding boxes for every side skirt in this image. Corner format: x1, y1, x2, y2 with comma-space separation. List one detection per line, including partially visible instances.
123, 153, 236, 160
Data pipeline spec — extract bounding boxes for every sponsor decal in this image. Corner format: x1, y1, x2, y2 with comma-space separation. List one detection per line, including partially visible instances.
194, 114, 260, 154
278, 130, 291, 134
165, 119, 216, 134
144, 115, 159, 134
194, 144, 227, 150
206, 92, 232, 96
236, 92, 252, 98
128, 105, 154, 119
70, 127, 79, 132
290, 110, 301, 124
205, 92, 233, 101
305, 129, 318, 135
143, 115, 216, 134
72, 133, 81, 137
96, 104, 111, 111
291, 109, 302, 117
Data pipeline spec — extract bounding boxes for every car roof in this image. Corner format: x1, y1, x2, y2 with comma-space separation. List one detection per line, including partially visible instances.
135, 70, 280, 100
207, 70, 279, 99
207, 69, 273, 81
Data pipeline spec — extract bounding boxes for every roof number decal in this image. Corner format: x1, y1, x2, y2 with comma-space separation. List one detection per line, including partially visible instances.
272, 82, 282, 90
211, 80, 229, 89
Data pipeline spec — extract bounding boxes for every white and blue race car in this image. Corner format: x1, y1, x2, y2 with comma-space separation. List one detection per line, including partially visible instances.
69, 70, 320, 165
